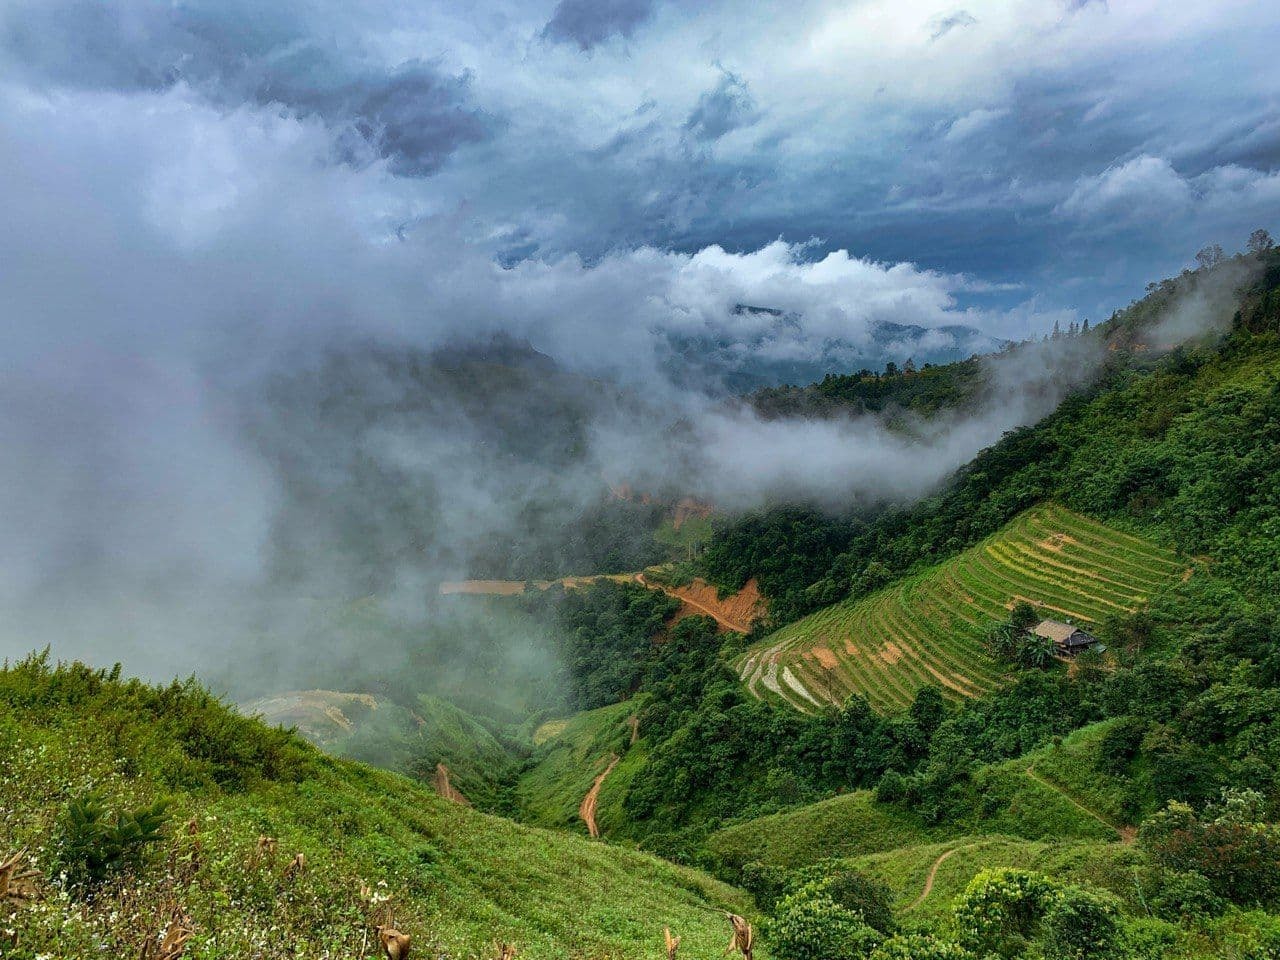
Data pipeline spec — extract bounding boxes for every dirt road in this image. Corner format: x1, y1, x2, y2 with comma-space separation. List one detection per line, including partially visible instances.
579, 754, 620, 839
440, 572, 760, 634
634, 573, 751, 633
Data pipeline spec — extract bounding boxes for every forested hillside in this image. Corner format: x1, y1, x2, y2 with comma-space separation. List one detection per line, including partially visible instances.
702, 247, 1280, 625
503, 244, 1280, 959
9, 246, 1280, 960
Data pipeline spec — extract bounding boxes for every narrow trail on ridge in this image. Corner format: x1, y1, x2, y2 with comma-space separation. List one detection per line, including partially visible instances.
1025, 764, 1133, 841
904, 841, 995, 912
905, 847, 963, 913
579, 754, 620, 839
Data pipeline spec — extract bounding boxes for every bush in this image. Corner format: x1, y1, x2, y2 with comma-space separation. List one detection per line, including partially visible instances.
868, 933, 973, 960
1095, 716, 1147, 776
738, 860, 789, 910
1040, 885, 1122, 960
1139, 790, 1280, 907
1150, 870, 1226, 923
1117, 917, 1181, 960
768, 882, 881, 960
53, 791, 170, 892
952, 868, 1057, 958
874, 769, 908, 804
814, 868, 896, 935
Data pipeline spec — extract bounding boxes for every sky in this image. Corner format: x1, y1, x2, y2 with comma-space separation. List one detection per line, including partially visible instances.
1, 0, 1277, 679
3, 0, 1277, 334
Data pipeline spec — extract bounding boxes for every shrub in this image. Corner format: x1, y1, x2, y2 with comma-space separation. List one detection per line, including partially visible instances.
818, 868, 896, 935
1213, 911, 1280, 960
1040, 885, 1122, 960
1095, 716, 1147, 776
739, 860, 789, 910
868, 933, 972, 960
1117, 916, 1181, 960
768, 882, 881, 960
874, 769, 908, 804
1139, 790, 1280, 907
53, 791, 170, 892
1150, 870, 1226, 923
952, 868, 1057, 958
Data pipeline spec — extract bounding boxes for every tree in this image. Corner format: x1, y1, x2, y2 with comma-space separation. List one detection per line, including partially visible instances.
1010, 601, 1038, 632
953, 869, 1057, 958
1139, 789, 1280, 907
1196, 244, 1225, 269
1081, 318, 1091, 334
986, 603, 1053, 669
1040, 886, 1122, 960
814, 868, 897, 934
767, 882, 882, 960
1015, 630, 1057, 670
1051, 319, 1063, 340
1248, 228, 1274, 254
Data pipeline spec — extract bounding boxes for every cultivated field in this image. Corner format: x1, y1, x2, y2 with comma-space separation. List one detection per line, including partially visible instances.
738, 503, 1187, 713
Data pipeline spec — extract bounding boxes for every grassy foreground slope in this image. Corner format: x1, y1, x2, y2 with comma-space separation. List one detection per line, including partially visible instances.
0, 656, 750, 960
738, 503, 1185, 712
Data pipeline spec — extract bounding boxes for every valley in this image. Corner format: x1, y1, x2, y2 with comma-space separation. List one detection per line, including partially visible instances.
8, 249, 1280, 959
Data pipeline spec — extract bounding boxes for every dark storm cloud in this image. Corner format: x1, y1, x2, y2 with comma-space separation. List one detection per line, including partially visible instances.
929, 10, 977, 41
248, 53, 489, 176
683, 69, 758, 142
1, 0, 490, 176
3, 0, 1278, 689
541, 0, 656, 50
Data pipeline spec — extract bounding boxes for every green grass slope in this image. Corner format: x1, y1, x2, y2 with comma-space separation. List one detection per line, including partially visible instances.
0, 657, 750, 959
706, 719, 1134, 881
705, 791, 945, 872
849, 835, 1142, 921
738, 503, 1186, 712
244, 689, 523, 811
513, 700, 639, 833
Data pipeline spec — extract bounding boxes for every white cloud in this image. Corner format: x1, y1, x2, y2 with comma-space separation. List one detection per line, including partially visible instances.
1056, 154, 1280, 240
1055, 155, 1194, 224
944, 107, 1009, 142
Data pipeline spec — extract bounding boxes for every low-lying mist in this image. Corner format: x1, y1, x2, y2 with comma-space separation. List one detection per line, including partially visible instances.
0, 86, 1251, 702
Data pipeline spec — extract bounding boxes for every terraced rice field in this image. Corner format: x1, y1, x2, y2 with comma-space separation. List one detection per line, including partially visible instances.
738, 503, 1188, 713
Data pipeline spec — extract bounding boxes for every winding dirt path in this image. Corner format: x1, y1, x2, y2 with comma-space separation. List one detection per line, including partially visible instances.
905, 847, 963, 912
634, 573, 751, 633
1025, 764, 1133, 841
579, 754, 620, 839
432, 763, 470, 806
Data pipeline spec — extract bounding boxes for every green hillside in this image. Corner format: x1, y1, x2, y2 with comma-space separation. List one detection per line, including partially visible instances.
513, 700, 639, 833
0, 655, 752, 960
848, 835, 1141, 921
704, 722, 1128, 877
244, 689, 524, 812
739, 503, 1186, 712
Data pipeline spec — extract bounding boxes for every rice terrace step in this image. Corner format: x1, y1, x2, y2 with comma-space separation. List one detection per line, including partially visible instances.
737, 503, 1188, 713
